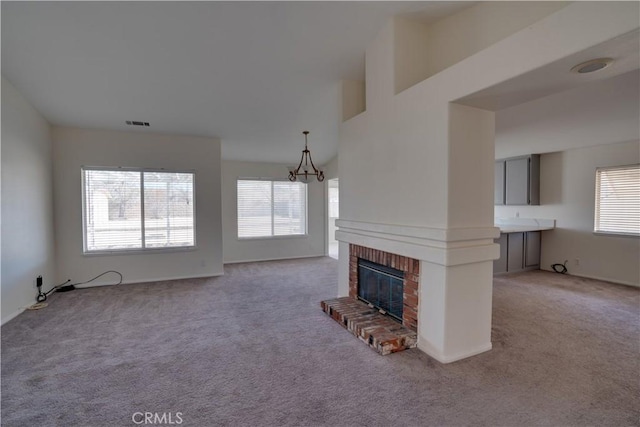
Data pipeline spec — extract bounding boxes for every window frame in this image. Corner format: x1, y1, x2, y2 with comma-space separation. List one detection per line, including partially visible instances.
593, 164, 640, 238
236, 177, 308, 240
81, 166, 197, 255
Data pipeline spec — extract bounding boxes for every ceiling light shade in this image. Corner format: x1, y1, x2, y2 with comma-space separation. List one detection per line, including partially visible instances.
570, 58, 613, 74
288, 131, 325, 183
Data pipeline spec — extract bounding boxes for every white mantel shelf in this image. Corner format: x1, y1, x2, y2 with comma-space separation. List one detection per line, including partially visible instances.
335, 219, 500, 267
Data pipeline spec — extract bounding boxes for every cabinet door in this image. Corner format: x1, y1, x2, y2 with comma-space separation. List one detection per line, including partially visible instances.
507, 232, 524, 272
505, 157, 529, 205
525, 231, 541, 267
494, 161, 505, 205
528, 155, 540, 205
493, 233, 508, 274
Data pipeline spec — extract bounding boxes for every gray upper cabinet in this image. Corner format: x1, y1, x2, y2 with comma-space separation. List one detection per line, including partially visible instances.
495, 154, 540, 205
505, 157, 529, 205
494, 160, 505, 205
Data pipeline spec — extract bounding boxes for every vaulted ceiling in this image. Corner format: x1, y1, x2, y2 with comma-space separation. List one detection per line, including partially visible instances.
1, 1, 473, 165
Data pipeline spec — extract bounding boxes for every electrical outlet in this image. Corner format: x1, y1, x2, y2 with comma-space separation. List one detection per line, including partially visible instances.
574, 258, 580, 266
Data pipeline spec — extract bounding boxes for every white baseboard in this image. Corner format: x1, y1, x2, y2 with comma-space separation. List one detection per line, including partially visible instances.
223, 254, 326, 265
569, 272, 638, 288
1, 308, 26, 326
417, 340, 493, 364
539, 267, 639, 288
74, 272, 225, 288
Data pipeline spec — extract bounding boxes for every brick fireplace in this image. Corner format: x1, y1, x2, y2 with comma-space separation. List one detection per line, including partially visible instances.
349, 244, 420, 332
320, 244, 420, 355
334, 219, 497, 362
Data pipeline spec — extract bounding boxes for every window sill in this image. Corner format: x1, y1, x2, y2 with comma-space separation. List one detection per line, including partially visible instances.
83, 246, 197, 256
593, 231, 639, 238
237, 234, 308, 241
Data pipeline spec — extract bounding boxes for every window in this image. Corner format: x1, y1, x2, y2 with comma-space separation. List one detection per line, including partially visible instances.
328, 179, 339, 219
594, 164, 640, 236
83, 168, 195, 252
237, 179, 307, 238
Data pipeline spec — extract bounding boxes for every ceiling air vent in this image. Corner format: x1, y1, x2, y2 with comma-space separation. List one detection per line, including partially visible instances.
126, 120, 150, 127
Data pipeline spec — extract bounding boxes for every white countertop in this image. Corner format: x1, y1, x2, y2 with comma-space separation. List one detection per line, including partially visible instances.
497, 225, 555, 233
494, 218, 556, 234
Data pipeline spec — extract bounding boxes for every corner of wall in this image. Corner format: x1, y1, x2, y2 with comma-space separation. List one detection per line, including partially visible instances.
51, 127, 223, 285
322, 155, 339, 180
393, 17, 430, 94
1, 76, 56, 323
341, 80, 366, 121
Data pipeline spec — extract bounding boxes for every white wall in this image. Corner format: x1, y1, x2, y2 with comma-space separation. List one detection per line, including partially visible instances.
448, 103, 495, 228
393, 16, 431, 94
52, 127, 223, 285
422, 1, 569, 82
393, 2, 570, 93
221, 160, 326, 263
494, 71, 640, 286
322, 155, 339, 181
496, 70, 640, 158
341, 80, 366, 122
1, 76, 56, 323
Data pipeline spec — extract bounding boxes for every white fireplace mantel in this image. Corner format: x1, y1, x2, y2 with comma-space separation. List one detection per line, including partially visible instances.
336, 219, 500, 267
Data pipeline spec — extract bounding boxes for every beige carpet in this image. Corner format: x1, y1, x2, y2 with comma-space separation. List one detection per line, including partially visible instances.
2, 257, 638, 426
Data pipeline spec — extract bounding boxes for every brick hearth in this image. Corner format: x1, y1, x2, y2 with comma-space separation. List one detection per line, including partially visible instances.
321, 297, 417, 355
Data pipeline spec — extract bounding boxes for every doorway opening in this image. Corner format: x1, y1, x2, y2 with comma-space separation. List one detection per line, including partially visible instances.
328, 178, 339, 259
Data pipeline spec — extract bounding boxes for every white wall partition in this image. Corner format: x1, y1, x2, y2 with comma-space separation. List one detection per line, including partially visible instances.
337, 2, 639, 362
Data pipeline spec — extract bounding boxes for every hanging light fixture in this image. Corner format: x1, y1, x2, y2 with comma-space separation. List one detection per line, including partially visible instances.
288, 131, 325, 183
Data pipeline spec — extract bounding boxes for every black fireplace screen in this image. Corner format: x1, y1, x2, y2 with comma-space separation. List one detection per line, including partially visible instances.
357, 259, 404, 321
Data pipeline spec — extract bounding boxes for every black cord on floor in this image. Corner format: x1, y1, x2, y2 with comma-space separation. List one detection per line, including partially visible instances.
70, 270, 123, 287
37, 279, 71, 302
551, 260, 568, 274
36, 270, 123, 302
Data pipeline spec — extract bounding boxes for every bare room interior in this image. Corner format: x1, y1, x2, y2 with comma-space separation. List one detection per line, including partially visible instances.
2, 2, 638, 426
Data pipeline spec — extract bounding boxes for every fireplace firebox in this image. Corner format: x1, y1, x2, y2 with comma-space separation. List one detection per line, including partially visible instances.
357, 259, 404, 321
349, 244, 419, 332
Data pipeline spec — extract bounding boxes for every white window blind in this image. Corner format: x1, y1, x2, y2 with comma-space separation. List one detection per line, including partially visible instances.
83, 168, 195, 252
594, 165, 640, 236
237, 179, 307, 238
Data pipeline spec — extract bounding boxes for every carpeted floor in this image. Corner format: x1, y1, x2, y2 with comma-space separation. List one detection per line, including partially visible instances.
2, 257, 638, 426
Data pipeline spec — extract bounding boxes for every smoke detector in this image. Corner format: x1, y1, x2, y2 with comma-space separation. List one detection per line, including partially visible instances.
570, 58, 613, 74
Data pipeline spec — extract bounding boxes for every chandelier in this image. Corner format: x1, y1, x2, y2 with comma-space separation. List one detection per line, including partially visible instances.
288, 131, 325, 183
